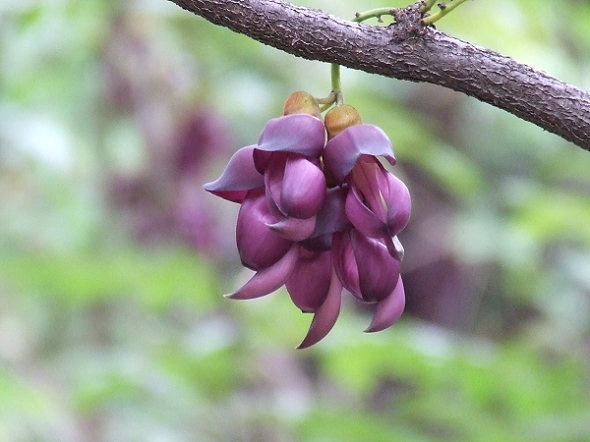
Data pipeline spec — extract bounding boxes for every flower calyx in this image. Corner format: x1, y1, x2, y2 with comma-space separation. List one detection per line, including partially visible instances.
324, 104, 362, 139
283, 90, 322, 118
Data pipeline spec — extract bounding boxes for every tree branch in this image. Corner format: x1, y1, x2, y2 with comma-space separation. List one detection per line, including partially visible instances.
168, 0, 590, 151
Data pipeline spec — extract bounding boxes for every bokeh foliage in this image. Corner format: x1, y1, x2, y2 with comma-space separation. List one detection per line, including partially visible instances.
1, 0, 590, 441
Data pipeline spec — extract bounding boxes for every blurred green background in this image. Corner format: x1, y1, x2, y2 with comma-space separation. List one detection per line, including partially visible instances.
1, 0, 590, 441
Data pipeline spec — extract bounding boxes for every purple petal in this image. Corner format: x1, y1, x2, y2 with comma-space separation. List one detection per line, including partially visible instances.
297, 267, 343, 349
383, 174, 411, 235
333, 230, 401, 302
332, 231, 362, 298
323, 125, 396, 183
226, 244, 299, 300
280, 155, 326, 218
345, 184, 388, 240
203, 146, 264, 203
300, 186, 349, 252
266, 216, 316, 242
236, 189, 292, 270
346, 161, 411, 243
263, 152, 287, 209
350, 158, 390, 219
364, 275, 405, 333
285, 249, 331, 312
257, 114, 325, 157
350, 229, 401, 302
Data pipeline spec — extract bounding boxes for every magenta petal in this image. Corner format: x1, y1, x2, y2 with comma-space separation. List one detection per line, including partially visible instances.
297, 268, 343, 349
280, 156, 326, 218
345, 184, 388, 239
263, 153, 287, 210
203, 146, 264, 203
285, 249, 331, 312
364, 275, 405, 333
226, 244, 299, 300
383, 174, 412, 235
266, 216, 316, 242
236, 189, 292, 270
323, 125, 396, 183
350, 159, 390, 219
332, 231, 362, 297
351, 230, 400, 302
257, 114, 325, 157
346, 161, 411, 242
300, 187, 349, 252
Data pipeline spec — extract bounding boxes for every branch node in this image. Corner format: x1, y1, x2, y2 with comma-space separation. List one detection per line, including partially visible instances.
389, 3, 428, 43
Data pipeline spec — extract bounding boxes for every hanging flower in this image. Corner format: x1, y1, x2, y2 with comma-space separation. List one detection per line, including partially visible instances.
203, 92, 411, 348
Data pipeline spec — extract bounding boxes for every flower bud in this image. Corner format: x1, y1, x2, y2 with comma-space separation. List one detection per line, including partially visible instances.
283, 91, 321, 118
324, 104, 362, 139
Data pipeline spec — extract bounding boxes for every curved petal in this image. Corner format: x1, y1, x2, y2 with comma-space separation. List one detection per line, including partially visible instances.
203, 146, 264, 203
350, 158, 389, 219
332, 230, 362, 298
280, 155, 326, 218
323, 125, 396, 183
351, 229, 401, 302
384, 174, 412, 235
252, 149, 273, 174
266, 216, 316, 242
300, 186, 350, 252
297, 267, 343, 349
345, 184, 388, 239
346, 161, 411, 241
263, 152, 287, 210
285, 249, 331, 312
257, 114, 325, 157
364, 275, 405, 333
226, 244, 299, 300
236, 189, 292, 270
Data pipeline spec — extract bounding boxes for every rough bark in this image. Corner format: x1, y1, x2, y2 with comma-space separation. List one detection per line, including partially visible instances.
168, 0, 590, 151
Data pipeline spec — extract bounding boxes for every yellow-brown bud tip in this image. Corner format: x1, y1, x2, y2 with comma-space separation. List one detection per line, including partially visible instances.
324, 104, 362, 139
283, 91, 321, 118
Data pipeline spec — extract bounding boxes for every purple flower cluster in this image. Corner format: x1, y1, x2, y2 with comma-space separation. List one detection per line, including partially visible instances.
204, 92, 411, 348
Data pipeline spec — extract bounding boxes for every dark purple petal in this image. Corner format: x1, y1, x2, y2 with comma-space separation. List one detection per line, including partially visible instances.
345, 184, 388, 240
280, 155, 326, 218
297, 267, 343, 349
266, 216, 316, 242
323, 125, 396, 183
382, 174, 411, 235
203, 146, 264, 203
263, 153, 286, 208
236, 189, 292, 270
350, 229, 401, 302
332, 231, 362, 298
226, 244, 299, 300
285, 249, 331, 312
346, 160, 411, 245
364, 275, 405, 333
333, 230, 401, 302
350, 158, 389, 219
257, 114, 325, 157
300, 186, 349, 252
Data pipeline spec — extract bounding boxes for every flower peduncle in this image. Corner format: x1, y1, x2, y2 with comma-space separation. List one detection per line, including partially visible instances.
325, 8, 397, 111
421, 0, 471, 26
353, 7, 397, 24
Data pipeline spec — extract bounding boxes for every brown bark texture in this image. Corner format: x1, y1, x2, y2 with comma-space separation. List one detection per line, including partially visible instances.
168, 0, 590, 151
